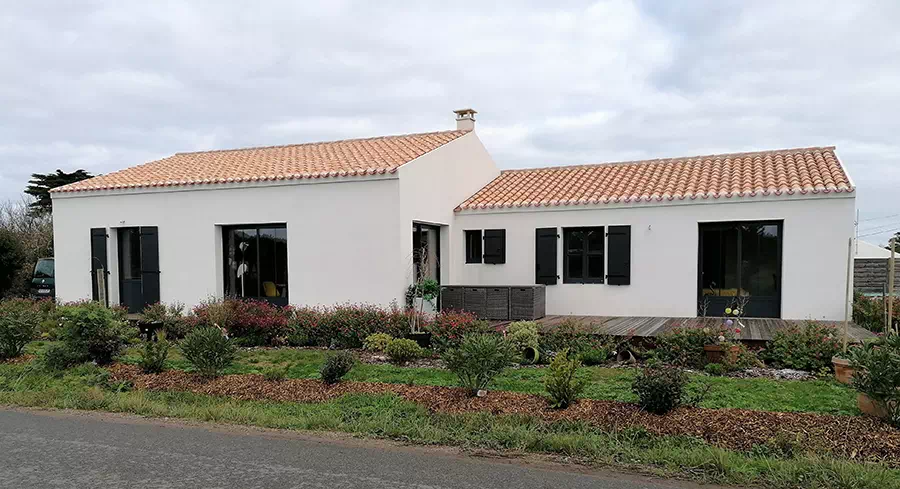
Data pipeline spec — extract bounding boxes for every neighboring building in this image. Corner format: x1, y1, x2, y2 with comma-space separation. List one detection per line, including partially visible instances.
52, 109, 856, 320
854, 239, 898, 294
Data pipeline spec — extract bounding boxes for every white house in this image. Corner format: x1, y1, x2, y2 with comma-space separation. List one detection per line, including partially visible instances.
52, 109, 856, 320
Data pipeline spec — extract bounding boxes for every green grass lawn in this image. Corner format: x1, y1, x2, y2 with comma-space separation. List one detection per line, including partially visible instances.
0, 361, 896, 489
109, 343, 861, 416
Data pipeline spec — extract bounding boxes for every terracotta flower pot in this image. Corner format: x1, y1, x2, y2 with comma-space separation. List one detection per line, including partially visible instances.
832, 356, 855, 385
704, 344, 741, 364
857, 392, 891, 419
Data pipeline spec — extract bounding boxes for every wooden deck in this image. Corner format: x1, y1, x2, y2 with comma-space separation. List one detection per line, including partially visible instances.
495, 315, 877, 342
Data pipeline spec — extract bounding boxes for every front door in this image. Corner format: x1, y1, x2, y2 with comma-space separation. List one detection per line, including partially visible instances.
413, 223, 440, 284
117, 227, 160, 313
698, 221, 782, 318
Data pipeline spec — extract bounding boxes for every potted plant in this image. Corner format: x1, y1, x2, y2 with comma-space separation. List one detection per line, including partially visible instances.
703, 304, 744, 364
406, 278, 439, 348
849, 335, 900, 425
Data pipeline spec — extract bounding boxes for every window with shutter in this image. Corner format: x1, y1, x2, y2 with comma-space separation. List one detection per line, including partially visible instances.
535, 228, 558, 285
563, 227, 604, 284
482, 229, 506, 264
464, 230, 482, 263
606, 225, 631, 285
139, 227, 161, 307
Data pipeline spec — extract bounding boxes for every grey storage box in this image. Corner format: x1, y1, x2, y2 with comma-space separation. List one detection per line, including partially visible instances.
463, 287, 487, 318
485, 287, 510, 320
440, 286, 464, 311
510, 285, 546, 320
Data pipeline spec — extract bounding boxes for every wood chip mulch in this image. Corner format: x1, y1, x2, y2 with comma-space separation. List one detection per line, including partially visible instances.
106, 364, 900, 466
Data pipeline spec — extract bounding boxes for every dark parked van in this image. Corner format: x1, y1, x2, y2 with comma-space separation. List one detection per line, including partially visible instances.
30, 257, 55, 299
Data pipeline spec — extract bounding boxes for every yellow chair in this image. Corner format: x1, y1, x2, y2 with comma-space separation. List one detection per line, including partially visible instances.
262, 281, 279, 297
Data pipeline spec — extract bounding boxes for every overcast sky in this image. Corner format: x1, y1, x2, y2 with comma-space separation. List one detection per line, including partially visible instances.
2, 1, 899, 242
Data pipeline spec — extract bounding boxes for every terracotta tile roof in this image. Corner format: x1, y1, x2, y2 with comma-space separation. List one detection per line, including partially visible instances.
52, 130, 470, 193
456, 146, 853, 211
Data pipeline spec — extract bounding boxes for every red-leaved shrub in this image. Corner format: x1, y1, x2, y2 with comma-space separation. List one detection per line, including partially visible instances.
427, 310, 493, 351
189, 298, 290, 346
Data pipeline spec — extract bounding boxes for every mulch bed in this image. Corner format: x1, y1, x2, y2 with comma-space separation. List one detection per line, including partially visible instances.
1, 354, 36, 365
107, 364, 900, 466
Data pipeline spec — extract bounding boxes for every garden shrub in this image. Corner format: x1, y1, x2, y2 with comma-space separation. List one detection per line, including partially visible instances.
304, 304, 412, 348
579, 346, 612, 366
320, 350, 355, 384
41, 343, 86, 371
650, 326, 731, 368
138, 330, 170, 374
704, 362, 726, 376
538, 319, 617, 360
0, 298, 42, 360
384, 338, 423, 364
632, 365, 688, 414
180, 326, 237, 377
506, 322, 540, 364
55, 301, 135, 366
544, 349, 587, 408
759, 322, 841, 371
428, 310, 494, 352
363, 333, 394, 352
141, 302, 190, 339
287, 307, 321, 346
852, 291, 900, 333
443, 333, 515, 395
850, 334, 900, 427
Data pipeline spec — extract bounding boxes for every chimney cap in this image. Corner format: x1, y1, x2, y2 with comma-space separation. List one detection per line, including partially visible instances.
453, 108, 477, 117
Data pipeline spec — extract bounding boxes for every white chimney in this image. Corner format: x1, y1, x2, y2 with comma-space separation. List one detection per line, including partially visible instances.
454, 108, 477, 131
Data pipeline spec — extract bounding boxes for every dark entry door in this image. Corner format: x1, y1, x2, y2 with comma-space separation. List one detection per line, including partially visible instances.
698, 221, 782, 318
118, 227, 160, 313
413, 223, 440, 284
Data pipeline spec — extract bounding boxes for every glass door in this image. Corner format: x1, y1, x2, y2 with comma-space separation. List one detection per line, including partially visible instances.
118, 227, 143, 313
413, 223, 440, 284
698, 221, 782, 318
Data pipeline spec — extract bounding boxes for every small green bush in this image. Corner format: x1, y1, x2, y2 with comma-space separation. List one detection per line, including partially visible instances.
41, 343, 87, 371
538, 319, 617, 360
320, 350, 355, 384
286, 329, 310, 347
263, 365, 290, 381
760, 322, 841, 372
56, 301, 135, 365
507, 322, 540, 364
650, 327, 722, 368
443, 334, 515, 396
704, 362, 726, 376
138, 330, 170, 374
180, 326, 236, 377
363, 333, 394, 352
632, 366, 688, 414
850, 335, 900, 427
141, 302, 189, 338
579, 346, 612, 366
544, 349, 587, 408
0, 298, 42, 360
384, 338, 422, 365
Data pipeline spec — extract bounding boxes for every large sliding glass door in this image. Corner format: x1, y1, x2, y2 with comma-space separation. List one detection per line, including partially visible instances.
223, 224, 288, 306
698, 221, 782, 318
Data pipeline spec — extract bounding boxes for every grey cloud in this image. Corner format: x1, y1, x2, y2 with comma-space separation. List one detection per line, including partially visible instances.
1, 0, 899, 242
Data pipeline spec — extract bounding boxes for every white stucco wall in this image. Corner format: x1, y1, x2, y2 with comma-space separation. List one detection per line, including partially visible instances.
451, 195, 856, 320
51, 177, 404, 309
397, 132, 500, 286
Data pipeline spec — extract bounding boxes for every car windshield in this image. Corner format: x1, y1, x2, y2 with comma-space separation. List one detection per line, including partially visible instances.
33, 259, 54, 278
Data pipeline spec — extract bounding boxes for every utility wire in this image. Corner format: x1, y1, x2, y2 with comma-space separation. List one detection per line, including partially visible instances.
858, 225, 900, 239
859, 212, 900, 223
859, 220, 900, 233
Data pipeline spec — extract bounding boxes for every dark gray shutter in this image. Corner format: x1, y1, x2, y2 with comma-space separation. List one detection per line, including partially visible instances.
139, 226, 160, 306
483, 229, 506, 264
607, 225, 631, 285
90, 228, 108, 305
535, 228, 558, 285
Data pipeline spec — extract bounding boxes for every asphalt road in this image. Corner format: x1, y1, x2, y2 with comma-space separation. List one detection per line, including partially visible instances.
0, 408, 720, 489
